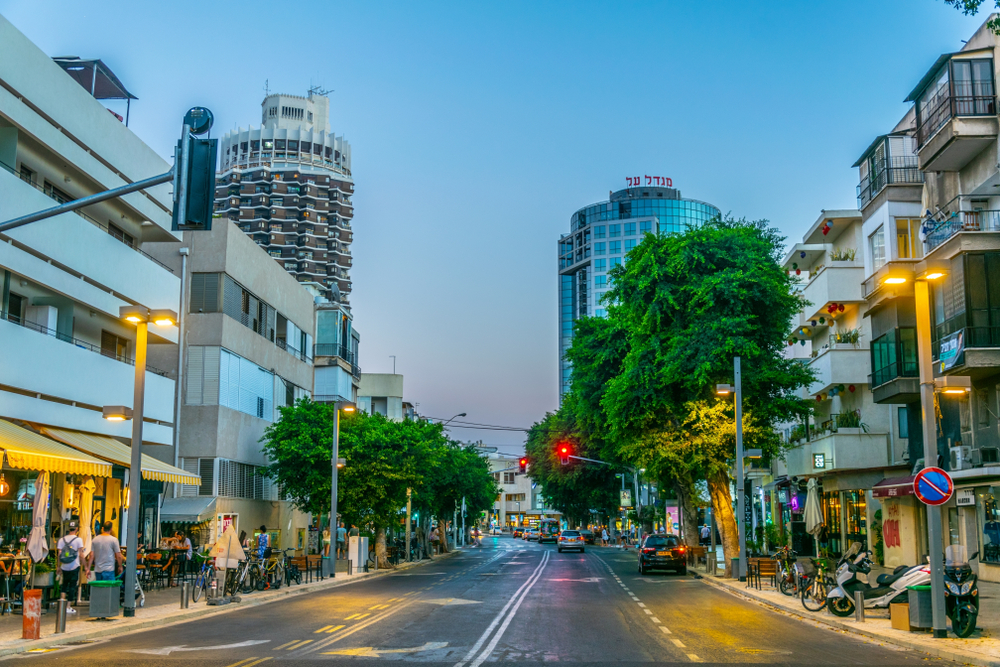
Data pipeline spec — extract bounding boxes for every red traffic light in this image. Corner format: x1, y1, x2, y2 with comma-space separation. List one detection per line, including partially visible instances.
518, 457, 528, 473
558, 443, 571, 466
560, 446, 568, 454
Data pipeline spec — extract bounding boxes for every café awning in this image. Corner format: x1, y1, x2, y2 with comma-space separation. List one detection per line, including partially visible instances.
873, 475, 916, 499
160, 496, 216, 524
37, 426, 200, 485
0, 420, 111, 477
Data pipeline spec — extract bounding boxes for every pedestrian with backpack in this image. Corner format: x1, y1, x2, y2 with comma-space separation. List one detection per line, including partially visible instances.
57, 520, 86, 613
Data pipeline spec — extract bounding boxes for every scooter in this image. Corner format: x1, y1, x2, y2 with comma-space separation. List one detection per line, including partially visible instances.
944, 545, 979, 638
827, 541, 930, 617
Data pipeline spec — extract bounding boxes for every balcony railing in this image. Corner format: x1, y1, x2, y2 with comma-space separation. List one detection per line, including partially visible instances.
856, 157, 923, 208
0, 309, 169, 376
275, 337, 312, 363
869, 359, 919, 388
924, 209, 1000, 253
933, 326, 1000, 361
314, 343, 356, 365
917, 93, 997, 147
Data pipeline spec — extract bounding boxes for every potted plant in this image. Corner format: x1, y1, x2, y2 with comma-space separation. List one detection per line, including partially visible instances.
30, 559, 54, 588
836, 410, 869, 434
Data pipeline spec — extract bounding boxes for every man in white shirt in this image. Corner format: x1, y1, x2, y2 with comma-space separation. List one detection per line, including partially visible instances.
56, 521, 86, 613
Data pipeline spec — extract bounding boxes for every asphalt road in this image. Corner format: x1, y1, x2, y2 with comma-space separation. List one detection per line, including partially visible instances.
7, 537, 960, 666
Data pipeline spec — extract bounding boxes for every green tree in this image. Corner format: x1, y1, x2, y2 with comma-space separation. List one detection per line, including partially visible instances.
417, 442, 498, 553
259, 398, 336, 517
944, 0, 1000, 33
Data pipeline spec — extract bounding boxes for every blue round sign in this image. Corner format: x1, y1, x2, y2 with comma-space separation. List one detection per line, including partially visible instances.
913, 467, 954, 506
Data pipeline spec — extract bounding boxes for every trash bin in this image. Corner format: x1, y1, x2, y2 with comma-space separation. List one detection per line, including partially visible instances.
731, 558, 740, 579
89, 580, 121, 618
907, 585, 932, 629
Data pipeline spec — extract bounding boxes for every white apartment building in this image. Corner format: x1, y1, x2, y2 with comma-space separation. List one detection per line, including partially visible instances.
0, 16, 195, 546
486, 453, 560, 529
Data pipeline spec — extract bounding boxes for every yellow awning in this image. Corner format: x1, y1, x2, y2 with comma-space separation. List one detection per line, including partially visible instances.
37, 427, 200, 485
0, 420, 112, 477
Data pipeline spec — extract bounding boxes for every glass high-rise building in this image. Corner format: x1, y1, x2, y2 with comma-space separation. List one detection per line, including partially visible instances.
558, 186, 720, 397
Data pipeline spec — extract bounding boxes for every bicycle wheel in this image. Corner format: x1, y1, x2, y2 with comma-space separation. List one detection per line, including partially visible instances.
192, 573, 205, 602
801, 577, 828, 612
779, 576, 796, 596
272, 562, 284, 589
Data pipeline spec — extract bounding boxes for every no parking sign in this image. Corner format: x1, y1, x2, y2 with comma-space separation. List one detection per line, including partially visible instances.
913, 467, 954, 506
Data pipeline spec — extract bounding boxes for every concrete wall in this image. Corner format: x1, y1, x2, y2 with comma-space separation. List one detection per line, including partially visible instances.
358, 373, 403, 400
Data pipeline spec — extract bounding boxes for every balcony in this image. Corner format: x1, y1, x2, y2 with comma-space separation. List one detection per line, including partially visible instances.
785, 430, 890, 478
805, 344, 870, 396
933, 326, 1000, 379
856, 158, 923, 210
924, 208, 1000, 256
799, 263, 865, 325
916, 93, 998, 172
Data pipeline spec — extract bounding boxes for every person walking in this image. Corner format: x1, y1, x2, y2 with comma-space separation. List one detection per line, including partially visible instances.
336, 522, 347, 560
429, 526, 440, 554
601, 527, 609, 546
257, 525, 270, 558
700, 524, 711, 546
56, 520, 86, 613
87, 520, 123, 582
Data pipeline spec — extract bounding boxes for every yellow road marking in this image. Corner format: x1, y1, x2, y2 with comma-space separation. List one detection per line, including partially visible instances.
345, 613, 361, 620
660, 626, 672, 634
315, 625, 335, 633
325, 624, 345, 633
274, 641, 299, 650
369, 603, 389, 610
687, 654, 702, 662
226, 659, 266, 667
242, 659, 273, 667
286, 640, 313, 650
356, 613, 370, 619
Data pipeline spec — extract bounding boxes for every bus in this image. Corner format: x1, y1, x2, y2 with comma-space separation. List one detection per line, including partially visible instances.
539, 518, 560, 544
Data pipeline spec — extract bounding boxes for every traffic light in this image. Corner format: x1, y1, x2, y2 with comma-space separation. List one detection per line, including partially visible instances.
518, 457, 528, 474
558, 444, 571, 466
172, 107, 218, 232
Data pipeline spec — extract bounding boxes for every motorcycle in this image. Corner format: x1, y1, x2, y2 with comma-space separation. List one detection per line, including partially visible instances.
944, 544, 979, 638
827, 542, 930, 617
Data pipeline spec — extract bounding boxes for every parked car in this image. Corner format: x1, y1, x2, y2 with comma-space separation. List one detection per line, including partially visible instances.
578, 529, 595, 545
638, 534, 686, 575
557, 530, 585, 553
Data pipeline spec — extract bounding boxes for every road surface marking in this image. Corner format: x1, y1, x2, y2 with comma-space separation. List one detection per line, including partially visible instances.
369, 604, 389, 610
291, 599, 419, 656
643, 609, 652, 615
453, 550, 551, 667
637, 602, 646, 608
224, 659, 259, 667
314, 626, 335, 634
345, 613, 361, 620
275, 641, 299, 650
286, 640, 312, 650
660, 626, 672, 634
127, 640, 271, 656
671, 638, 685, 648
322, 625, 345, 634
651, 617, 660, 623
242, 659, 273, 667
687, 654, 701, 662
421, 598, 483, 606
325, 641, 448, 657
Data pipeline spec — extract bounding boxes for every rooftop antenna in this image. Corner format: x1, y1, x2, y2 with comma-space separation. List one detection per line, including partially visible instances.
308, 84, 333, 97
264, 79, 270, 97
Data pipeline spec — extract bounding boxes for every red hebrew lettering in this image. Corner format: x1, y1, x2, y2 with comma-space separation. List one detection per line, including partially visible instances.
645, 175, 652, 185
665, 177, 672, 187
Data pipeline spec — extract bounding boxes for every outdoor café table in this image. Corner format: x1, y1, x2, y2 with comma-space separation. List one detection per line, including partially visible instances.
0, 555, 30, 613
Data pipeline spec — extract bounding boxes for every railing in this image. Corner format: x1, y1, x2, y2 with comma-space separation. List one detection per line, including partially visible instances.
856, 158, 923, 208
924, 209, 1000, 253
0, 158, 174, 273
0, 309, 169, 376
313, 343, 355, 366
917, 93, 997, 147
869, 359, 919, 388
275, 337, 312, 363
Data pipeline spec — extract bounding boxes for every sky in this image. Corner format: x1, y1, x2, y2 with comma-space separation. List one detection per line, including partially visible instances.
0, 1, 989, 452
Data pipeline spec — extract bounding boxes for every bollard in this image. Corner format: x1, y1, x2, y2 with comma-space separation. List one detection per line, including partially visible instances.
180, 582, 190, 609
22, 589, 41, 640
854, 590, 865, 622
54, 594, 67, 634
347, 559, 352, 576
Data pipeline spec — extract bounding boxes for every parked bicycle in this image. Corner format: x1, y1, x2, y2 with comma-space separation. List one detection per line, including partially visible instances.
772, 546, 798, 596
281, 549, 302, 586
191, 553, 216, 602
801, 557, 834, 612
251, 549, 284, 591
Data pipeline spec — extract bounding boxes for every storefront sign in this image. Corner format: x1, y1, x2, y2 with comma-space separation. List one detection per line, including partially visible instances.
883, 501, 902, 548
626, 175, 672, 188
956, 488, 975, 507
744, 479, 753, 532
939, 330, 965, 372
813, 453, 826, 469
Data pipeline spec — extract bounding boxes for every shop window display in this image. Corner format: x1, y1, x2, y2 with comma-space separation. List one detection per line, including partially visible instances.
981, 487, 1000, 564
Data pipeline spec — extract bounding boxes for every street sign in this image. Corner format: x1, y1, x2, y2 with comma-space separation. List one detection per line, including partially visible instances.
913, 467, 954, 506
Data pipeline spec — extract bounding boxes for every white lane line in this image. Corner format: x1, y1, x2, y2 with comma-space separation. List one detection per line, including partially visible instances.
660, 626, 672, 634
687, 654, 702, 662
670, 638, 685, 647
453, 551, 550, 667
651, 617, 660, 623
637, 602, 646, 608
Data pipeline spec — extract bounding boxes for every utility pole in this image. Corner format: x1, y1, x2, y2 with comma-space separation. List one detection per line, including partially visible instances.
735, 356, 747, 582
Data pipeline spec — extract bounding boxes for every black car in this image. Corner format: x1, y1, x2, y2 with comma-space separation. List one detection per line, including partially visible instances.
578, 529, 595, 545
638, 534, 687, 575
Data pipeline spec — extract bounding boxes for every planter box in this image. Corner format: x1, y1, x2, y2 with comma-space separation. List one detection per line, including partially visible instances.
836, 427, 864, 435
30, 571, 54, 588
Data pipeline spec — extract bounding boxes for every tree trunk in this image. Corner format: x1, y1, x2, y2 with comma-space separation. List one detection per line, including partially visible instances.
437, 519, 449, 554
376, 527, 391, 569
674, 479, 700, 547
708, 469, 738, 578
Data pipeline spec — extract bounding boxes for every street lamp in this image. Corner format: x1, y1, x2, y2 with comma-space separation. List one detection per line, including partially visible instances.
881, 262, 949, 637
716, 356, 746, 581
102, 304, 176, 617
328, 400, 355, 577
442, 412, 467, 426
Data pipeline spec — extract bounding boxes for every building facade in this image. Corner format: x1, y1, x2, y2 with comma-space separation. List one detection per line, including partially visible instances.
0, 16, 198, 549
314, 299, 360, 405
558, 186, 720, 396
357, 374, 405, 421
486, 453, 560, 530
147, 221, 315, 550
215, 91, 354, 303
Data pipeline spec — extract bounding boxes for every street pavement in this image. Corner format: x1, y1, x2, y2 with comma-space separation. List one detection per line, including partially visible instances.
5, 536, 962, 666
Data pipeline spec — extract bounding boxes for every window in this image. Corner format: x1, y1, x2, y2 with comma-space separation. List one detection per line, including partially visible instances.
625, 239, 638, 252
898, 407, 909, 439
594, 259, 606, 273
609, 240, 622, 255
18, 165, 33, 184
100, 331, 129, 362
611, 257, 622, 269
594, 242, 606, 255
609, 224, 621, 237
505, 493, 526, 502
594, 226, 606, 239
219, 348, 274, 419
895, 218, 922, 259
595, 275, 607, 289
640, 220, 652, 234
595, 308, 606, 317
978, 389, 991, 427
108, 222, 134, 248
503, 472, 515, 484
43, 182, 72, 205
625, 222, 637, 236
870, 226, 886, 269
5, 292, 24, 324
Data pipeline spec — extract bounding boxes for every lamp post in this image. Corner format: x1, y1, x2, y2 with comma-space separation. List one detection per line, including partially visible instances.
716, 355, 746, 581
103, 305, 177, 617
442, 412, 467, 426
328, 400, 355, 577
885, 264, 948, 637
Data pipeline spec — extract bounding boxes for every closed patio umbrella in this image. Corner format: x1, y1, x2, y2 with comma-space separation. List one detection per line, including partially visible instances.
26, 471, 49, 563
804, 477, 824, 556
79, 477, 96, 558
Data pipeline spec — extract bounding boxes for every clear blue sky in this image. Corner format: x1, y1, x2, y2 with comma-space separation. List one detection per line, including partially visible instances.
0, 1, 988, 450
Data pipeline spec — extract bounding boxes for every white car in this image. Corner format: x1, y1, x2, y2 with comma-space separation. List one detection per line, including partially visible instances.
489, 526, 503, 535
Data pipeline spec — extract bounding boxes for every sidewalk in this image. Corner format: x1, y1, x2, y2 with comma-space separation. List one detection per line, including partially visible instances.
0, 550, 459, 657
693, 554, 1000, 667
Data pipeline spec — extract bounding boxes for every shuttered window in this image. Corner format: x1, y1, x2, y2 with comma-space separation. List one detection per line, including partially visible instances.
219, 348, 274, 420
190, 273, 221, 313
199, 458, 215, 496
186, 346, 221, 405
180, 458, 200, 497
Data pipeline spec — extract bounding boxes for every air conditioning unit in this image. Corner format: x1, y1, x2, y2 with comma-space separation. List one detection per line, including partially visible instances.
950, 446, 973, 471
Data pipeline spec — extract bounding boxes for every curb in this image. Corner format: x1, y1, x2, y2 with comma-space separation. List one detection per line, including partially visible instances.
0, 549, 460, 657
696, 571, 1000, 667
